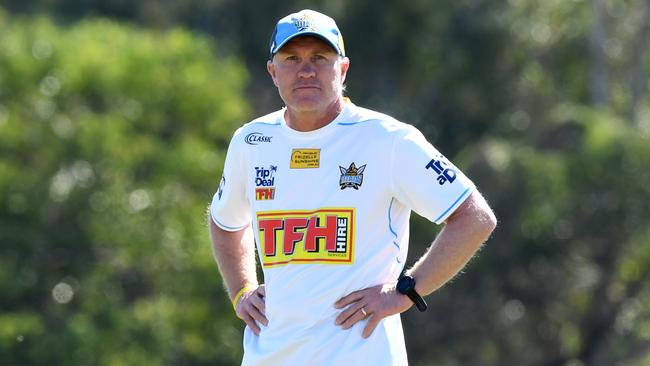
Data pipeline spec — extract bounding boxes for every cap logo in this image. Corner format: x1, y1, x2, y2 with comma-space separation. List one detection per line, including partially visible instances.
292, 13, 315, 31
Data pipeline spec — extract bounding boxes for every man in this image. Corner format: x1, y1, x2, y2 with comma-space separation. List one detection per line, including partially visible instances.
209, 9, 496, 365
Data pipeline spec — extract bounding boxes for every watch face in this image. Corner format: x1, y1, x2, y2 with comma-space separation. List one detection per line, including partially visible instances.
397, 276, 415, 294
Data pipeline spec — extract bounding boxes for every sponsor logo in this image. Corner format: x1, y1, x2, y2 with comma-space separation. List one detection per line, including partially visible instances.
254, 165, 277, 187
217, 176, 225, 200
290, 149, 320, 169
255, 187, 275, 201
291, 13, 315, 31
254, 165, 277, 200
256, 208, 355, 267
245, 132, 273, 145
339, 162, 366, 190
425, 156, 457, 185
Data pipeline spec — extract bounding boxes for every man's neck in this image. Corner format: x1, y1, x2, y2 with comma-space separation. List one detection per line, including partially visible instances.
284, 98, 346, 132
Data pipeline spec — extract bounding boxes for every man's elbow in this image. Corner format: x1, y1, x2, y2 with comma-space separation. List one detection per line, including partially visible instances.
449, 191, 497, 240
472, 190, 497, 237
481, 206, 497, 237
473, 193, 497, 239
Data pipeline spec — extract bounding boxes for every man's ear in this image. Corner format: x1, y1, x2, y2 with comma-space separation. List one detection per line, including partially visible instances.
339, 57, 350, 84
267, 60, 278, 87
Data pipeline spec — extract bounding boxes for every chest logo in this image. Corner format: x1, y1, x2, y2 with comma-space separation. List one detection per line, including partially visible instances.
254, 165, 277, 200
256, 208, 355, 267
339, 162, 366, 190
290, 149, 320, 169
245, 132, 273, 145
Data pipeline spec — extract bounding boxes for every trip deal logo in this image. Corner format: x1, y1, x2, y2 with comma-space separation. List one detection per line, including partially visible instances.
254, 165, 277, 200
245, 132, 273, 145
256, 208, 355, 267
425, 155, 457, 185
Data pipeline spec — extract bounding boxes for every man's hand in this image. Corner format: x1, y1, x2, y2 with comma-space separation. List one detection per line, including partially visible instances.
234, 285, 268, 335
334, 283, 413, 338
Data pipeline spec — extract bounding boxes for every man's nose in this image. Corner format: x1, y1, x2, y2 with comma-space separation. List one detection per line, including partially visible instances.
297, 62, 316, 78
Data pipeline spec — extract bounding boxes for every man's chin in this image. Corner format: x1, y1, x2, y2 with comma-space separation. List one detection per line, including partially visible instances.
287, 99, 323, 112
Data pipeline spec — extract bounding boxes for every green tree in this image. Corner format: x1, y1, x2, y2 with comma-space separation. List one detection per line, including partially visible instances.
0, 10, 250, 365
405, 108, 650, 365
398, 1, 650, 363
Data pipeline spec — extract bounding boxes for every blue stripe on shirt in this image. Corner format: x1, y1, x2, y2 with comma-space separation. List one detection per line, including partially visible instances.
433, 187, 472, 223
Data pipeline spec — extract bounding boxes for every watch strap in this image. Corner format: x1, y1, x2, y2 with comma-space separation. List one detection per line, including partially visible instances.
398, 275, 428, 312
408, 291, 427, 312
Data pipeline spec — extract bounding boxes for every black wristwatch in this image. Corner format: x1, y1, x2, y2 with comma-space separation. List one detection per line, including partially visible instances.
396, 275, 427, 312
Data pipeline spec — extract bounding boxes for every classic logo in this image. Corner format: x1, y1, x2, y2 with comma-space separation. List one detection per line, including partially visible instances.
425, 155, 457, 185
256, 208, 355, 267
245, 132, 273, 145
290, 149, 320, 169
339, 162, 366, 190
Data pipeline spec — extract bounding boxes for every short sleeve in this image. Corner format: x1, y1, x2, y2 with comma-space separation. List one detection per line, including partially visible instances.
210, 128, 252, 231
391, 126, 474, 224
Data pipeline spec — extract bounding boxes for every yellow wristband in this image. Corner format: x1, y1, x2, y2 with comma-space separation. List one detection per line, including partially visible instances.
232, 286, 254, 310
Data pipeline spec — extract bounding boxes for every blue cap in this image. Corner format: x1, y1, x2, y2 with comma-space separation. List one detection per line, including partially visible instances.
269, 9, 345, 58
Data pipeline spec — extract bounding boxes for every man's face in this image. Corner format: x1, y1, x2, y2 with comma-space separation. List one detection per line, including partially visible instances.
267, 36, 349, 113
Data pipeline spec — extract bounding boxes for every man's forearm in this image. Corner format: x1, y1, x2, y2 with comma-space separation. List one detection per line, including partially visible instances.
408, 191, 497, 296
208, 218, 258, 301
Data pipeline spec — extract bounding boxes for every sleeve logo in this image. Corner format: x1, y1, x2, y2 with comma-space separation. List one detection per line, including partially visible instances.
425, 156, 457, 185
256, 208, 355, 267
217, 176, 226, 200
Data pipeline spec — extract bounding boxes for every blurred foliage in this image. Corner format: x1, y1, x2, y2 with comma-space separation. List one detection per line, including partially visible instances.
407, 107, 650, 365
1, 0, 650, 365
0, 10, 249, 365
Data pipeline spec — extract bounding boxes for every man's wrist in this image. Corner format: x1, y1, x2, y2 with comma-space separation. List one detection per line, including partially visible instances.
396, 275, 428, 312
231, 285, 256, 310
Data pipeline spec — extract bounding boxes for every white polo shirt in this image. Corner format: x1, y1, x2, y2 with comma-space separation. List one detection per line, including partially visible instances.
211, 101, 474, 366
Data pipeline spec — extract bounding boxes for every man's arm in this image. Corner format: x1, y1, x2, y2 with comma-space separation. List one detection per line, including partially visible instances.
209, 216, 268, 334
407, 189, 497, 295
335, 190, 497, 338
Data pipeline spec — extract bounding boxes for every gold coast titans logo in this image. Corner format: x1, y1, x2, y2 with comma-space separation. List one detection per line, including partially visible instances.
339, 162, 366, 190
292, 13, 314, 31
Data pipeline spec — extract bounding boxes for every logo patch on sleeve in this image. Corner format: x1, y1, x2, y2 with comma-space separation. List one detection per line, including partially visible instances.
290, 149, 320, 169
217, 176, 226, 200
425, 156, 457, 185
256, 208, 355, 267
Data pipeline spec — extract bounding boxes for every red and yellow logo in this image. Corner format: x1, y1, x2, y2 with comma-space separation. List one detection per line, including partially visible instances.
255, 187, 275, 200
256, 208, 355, 267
